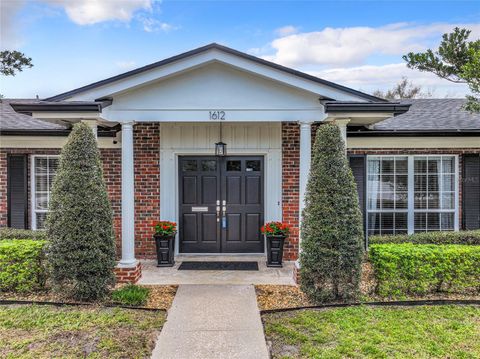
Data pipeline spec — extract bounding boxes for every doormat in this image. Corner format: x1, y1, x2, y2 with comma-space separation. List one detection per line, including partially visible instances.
178, 261, 259, 271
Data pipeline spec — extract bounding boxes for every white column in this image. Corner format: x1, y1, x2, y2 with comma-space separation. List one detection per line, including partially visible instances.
298, 121, 312, 249
334, 119, 350, 151
81, 119, 98, 139
119, 121, 137, 266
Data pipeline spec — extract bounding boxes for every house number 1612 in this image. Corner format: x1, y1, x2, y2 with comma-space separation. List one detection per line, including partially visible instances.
209, 111, 226, 120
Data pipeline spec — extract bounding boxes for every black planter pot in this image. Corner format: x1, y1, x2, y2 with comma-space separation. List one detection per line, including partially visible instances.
154, 233, 176, 267
266, 235, 285, 267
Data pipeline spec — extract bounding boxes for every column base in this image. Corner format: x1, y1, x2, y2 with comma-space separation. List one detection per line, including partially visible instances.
293, 260, 301, 285
114, 260, 142, 284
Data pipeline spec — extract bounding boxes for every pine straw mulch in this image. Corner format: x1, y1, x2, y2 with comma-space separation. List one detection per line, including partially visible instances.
0, 285, 178, 310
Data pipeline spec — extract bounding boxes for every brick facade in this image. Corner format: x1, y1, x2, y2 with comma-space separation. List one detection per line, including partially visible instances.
281, 122, 300, 260
114, 262, 142, 284
133, 123, 161, 259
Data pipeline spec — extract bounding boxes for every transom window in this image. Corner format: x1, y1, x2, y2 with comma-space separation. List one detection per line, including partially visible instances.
32, 156, 59, 229
367, 155, 458, 236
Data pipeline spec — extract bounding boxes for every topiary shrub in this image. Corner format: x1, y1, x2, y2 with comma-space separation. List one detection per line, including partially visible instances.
369, 243, 480, 297
300, 123, 364, 303
46, 122, 116, 301
0, 228, 48, 241
369, 230, 480, 246
0, 240, 47, 292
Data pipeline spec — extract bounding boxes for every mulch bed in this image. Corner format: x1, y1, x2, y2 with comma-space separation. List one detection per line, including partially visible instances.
255, 284, 480, 311
0, 285, 178, 310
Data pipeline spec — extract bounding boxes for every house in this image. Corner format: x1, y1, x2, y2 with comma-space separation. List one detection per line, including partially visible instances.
1, 43, 479, 283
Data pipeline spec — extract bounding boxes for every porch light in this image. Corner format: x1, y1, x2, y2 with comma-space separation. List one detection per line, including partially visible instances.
215, 121, 227, 156
215, 141, 227, 156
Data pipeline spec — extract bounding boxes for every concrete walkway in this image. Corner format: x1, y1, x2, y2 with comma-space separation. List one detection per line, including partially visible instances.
151, 284, 269, 359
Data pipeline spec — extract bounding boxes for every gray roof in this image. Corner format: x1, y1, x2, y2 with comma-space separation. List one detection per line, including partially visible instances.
373, 99, 480, 131
0, 99, 68, 131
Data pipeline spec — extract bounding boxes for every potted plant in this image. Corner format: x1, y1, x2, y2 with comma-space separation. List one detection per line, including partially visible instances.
261, 221, 290, 267
153, 221, 177, 267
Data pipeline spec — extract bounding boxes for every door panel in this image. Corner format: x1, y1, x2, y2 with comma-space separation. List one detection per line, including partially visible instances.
179, 155, 264, 253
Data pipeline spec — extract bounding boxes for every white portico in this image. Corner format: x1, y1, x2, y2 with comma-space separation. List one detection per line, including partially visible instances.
15, 43, 405, 274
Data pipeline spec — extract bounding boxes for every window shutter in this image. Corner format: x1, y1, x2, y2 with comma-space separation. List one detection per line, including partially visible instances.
463, 154, 480, 230
7, 155, 28, 229
349, 155, 366, 236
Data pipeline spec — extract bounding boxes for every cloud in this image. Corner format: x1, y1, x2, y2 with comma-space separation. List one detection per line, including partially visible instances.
311, 63, 470, 97
45, 0, 153, 25
138, 16, 177, 32
0, 0, 26, 49
275, 25, 298, 37
263, 22, 480, 67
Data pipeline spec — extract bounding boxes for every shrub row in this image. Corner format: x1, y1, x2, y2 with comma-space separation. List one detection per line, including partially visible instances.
369, 243, 480, 297
0, 240, 48, 292
369, 230, 480, 246
0, 228, 48, 241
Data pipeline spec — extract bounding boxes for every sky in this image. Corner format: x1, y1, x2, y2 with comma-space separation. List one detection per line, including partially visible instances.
1, 0, 479, 99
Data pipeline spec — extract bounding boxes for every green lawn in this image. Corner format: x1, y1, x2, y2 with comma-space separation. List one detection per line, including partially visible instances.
0, 304, 165, 359
263, 305, 480, 359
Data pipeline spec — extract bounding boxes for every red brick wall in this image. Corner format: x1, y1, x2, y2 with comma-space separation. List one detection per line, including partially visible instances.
133, 123, 161, 259
282, 123, 300, 260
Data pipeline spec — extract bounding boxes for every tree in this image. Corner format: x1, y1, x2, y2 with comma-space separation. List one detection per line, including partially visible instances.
0, 50, 33, 76
46, 122, 116, 301
372, 77, 432, 100
403, 27, 480, 112
300, 123, 364, 303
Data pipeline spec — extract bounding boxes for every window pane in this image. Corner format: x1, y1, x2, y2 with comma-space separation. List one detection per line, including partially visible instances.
395, 213, 408, 230
368, 213, 380, 230
36, 213, 47, 229
441, 193, 455, 210
442, 174, 455, 191
396, 175, 408, 191
441, 213, 454, 230
396, 192, 408, 209
428, 175, 439, 191
246, 160, 260, 172
381, 212, 394, 229
36, 193, 48, 210
428, 157, 441, 174
201, 160, 216, 171
381, 175, 395, 191
182, 160, 197, 171
414, 212, 426, 230
427, 213, 440, 230
414, 174, 427, 191
226, 160, 241, 171
414, 157, 427, 173
35, 158, 48, 174
381, 158, 394, 174
381, 192, 395, 209
442, 157, 455, 173
35, 175, 48, 192
427, 192, 440, 209
414, 192, 427, 209
396, 158, 408, 173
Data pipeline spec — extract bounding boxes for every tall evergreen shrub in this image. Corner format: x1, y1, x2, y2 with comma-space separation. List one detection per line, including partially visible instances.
46, 122, 116, 300
300, 123, 364, 302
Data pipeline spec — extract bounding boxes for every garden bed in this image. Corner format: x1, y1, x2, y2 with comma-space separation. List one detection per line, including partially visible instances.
0, 285, 178, 310
0, 304, 165, 358
263, 305, 480, 358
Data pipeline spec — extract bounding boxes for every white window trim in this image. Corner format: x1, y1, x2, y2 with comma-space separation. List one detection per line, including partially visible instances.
30, 155, 60, 230
366, 154, 459, 235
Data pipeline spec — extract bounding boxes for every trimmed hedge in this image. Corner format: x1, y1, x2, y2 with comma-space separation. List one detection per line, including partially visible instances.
369, 243, 480, 297
369, 230, 480, 246
0, 240, 47, 292
0, 228, 48, 240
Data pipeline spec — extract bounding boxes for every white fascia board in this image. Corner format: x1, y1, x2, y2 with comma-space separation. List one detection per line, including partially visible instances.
101, 108, 326, 123
31, 112, 101, 120
68, 49, 369, 102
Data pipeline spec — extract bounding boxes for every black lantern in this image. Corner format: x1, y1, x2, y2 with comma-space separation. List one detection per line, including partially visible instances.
215, 141, 227, 156
215, 121, 227, 156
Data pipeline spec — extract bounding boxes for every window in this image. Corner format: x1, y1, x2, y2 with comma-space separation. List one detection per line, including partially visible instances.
367, 155, 458, 235
32, 156, 59, 229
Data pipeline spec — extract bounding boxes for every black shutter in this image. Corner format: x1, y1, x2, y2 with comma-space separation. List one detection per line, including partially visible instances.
349, 155, 367, 237
463, 154, 480, 230
7, 155, 28, 229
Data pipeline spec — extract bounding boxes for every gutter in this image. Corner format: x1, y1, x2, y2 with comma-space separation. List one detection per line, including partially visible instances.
324, 101, 411, 115
0, 129, 118, 137
347, 130, 480, 137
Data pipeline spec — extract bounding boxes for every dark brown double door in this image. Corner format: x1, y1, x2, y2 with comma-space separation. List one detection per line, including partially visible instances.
179, 156, 264, 253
